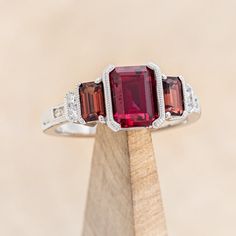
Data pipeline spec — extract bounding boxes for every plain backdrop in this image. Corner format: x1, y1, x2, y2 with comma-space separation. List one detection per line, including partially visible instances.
0, 0, 236, 235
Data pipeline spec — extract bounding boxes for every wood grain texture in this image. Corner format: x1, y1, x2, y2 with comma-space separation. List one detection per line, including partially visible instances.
128, 130, 167, 236
82, 124, 134, 236
82, 124, 167, 236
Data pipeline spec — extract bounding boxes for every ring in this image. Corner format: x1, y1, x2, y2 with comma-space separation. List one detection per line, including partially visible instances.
42, 62, 201, 136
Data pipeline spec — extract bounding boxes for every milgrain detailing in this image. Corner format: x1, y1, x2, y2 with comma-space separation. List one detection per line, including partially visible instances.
42, 63, 201, 136
147, 63, 165, 129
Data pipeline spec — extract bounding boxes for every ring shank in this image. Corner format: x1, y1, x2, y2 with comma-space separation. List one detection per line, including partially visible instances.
54, 123, 97, 136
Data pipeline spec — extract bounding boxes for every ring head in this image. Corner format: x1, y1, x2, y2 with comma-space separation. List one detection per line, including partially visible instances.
42, 62, 200, 136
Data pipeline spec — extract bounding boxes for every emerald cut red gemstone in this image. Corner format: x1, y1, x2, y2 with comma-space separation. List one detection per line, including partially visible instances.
79, 82, 106, 122
109, 66, 159, 128
163, 77, 184, 116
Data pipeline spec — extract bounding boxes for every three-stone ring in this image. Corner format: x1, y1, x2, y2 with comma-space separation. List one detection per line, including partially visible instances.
42, 62, 200, 136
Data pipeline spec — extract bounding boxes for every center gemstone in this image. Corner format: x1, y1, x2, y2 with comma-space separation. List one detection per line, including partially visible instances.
109, 66, 159, 128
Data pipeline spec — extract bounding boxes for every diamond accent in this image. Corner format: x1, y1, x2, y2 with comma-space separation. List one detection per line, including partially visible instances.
53, 106, 64, 118
193, 96, 200, 112
184, 83, 200, 114
185, 84, 194, 112
65, 92, 79, 122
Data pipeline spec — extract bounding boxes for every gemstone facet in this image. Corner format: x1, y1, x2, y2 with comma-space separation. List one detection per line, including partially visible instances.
109, 66, 159, 128
163, 77, 184, 116
79, 82, 106, 122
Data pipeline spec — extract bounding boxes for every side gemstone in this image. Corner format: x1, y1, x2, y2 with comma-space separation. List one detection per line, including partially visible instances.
163, 77, 184, 116
53, 106, 64, 118
79, 82, 106, 122
109, 66, 159, 128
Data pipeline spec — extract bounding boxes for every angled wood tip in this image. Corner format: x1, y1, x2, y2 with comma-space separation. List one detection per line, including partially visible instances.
82, 124, 167, 236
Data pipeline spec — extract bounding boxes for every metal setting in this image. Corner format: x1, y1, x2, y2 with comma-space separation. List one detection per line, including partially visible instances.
95, 77, 102, 84
41, 62, 201, 136
102, 64, 121, 132
147, 62, 165, 129
76, 84, 87, 125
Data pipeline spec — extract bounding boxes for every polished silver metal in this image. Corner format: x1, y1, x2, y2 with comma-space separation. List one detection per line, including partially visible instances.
42, 63, 201, 136
102, 64, 121, 132
147, 62, 165, 129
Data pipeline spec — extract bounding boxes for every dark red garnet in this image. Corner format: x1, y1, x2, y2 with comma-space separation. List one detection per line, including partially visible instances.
163, 77, 184, 116
79, 82, 106, 122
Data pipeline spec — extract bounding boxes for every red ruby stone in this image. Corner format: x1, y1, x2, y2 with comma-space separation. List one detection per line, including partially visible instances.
79, 82, 106, 122
109, 66, 159, 128
163, 77, 184, 116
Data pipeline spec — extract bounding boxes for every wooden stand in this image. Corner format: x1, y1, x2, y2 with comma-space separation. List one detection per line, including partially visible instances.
82, 124, 167, 236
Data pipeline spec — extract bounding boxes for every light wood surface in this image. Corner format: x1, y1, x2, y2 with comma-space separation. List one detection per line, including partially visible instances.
82, 124, 167, 236
128, 130, 167, 236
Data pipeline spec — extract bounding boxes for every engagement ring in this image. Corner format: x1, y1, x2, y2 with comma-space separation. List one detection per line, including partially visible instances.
42, 62, 200, 136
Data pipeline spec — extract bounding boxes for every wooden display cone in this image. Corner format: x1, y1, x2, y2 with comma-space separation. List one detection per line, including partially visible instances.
82, 124, 167, 236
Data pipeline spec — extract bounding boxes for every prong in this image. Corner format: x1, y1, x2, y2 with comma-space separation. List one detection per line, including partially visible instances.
146, 62, 160, 71
165, 112, 172, 120
95, 77, 102, 84
104, 64, 115, 75
182, 110, 188, 118
162, 74, 167, 80
77, 81, 82, 87
98, 115, 106, 124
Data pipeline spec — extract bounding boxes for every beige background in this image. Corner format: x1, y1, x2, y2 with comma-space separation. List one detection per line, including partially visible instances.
0, 0, 236, 235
